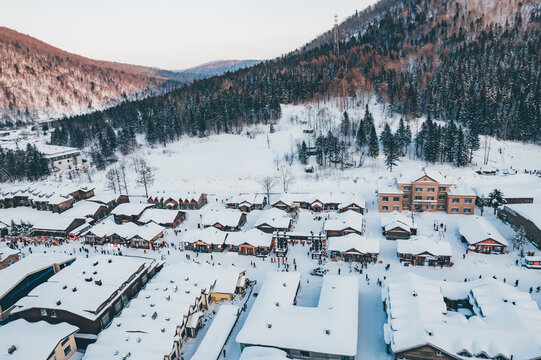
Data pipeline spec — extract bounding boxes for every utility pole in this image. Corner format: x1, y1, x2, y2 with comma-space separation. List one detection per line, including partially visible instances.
333, 14, 339, 55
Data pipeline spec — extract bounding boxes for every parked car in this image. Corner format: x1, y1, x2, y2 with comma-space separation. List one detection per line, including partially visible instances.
310, 267, 328, 277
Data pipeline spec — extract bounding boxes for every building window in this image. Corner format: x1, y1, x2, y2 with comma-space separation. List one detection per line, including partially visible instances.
393, 197, 399, 202
300, 351, 310, 358
393, 206, 399, 211
415, 187, 423, 192
465, 199, 472, 204
382, 196, 388, 201
40, 309, 47, 316
404, 186, 411, 191
382, 206, 388, 211
428, 187, 435, 192
51, 310, 57, 318
63, 344, 72, 357
61, 337, 70, 346
403, 194, 410, 199
438, 195, 445, 200
437, 204, 445, 209
464, 208, 471, 213
415, 196, 422, 200
451, 208, 459, 213
439, 187, 446, 191
427, 196, 435, 200
452, 198, 460, 203
427, 205, 434, 210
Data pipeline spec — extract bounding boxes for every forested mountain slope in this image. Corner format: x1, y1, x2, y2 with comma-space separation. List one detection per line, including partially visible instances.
51, 0, 540, 158
0, 27, 171, 124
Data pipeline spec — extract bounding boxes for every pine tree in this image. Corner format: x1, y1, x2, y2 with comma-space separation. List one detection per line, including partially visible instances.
467, 127, 480, 162
385, 134, 399, 171
297, 141, 308, 165
341, 111, 351, 138
488, 189, 506, 215
455, 127, 469, 167
380, 123, 393, 155
356, 120, 366, 149
368, 124, 379, 158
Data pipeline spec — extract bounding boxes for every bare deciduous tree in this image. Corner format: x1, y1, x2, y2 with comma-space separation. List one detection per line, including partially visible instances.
105, 167, 119, 194
136, 159, 155, 198
279, 166, 294, 193
119, 162, 129, 195
259, 175, 277, 205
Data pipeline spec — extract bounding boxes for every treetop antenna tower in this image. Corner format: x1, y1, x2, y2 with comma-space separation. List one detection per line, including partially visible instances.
333, 13, 339, 55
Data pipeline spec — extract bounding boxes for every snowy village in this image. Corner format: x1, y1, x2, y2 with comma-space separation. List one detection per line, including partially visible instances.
1, 0, 540, 359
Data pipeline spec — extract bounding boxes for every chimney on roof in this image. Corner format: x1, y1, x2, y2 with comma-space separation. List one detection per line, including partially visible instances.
8, 345, 16, 354
325, 329, 331, 335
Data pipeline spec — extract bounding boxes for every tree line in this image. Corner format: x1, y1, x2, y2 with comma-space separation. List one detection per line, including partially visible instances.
0, 144, 49, 182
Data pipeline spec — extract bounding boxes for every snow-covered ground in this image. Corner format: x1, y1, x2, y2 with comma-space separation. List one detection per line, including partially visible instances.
5, 196, 541, 359
2, 98, 541, 359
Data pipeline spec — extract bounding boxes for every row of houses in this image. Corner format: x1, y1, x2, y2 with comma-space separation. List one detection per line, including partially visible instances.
83, 262, 246, 360
147, 192, 208, 210
270, 193, 366, 214
0, 184, 98, 214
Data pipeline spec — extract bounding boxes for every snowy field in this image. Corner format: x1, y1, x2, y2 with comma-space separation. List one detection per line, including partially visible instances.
2, 98, 541, 359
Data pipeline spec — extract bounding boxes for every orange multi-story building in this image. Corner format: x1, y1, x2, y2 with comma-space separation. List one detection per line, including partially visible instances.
379, 170, 476, 215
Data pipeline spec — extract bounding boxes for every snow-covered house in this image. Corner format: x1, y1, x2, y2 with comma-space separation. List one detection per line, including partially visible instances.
191, 304, 240, 360
500, 203, 541, 249
381, 213, 416, 240
62, 200, 108, 223
239, 347, 289, 360
255, 208, 292, 234
87, 191, 129, 211
11, 256, 157, 336
139, 208, 185, 228
182, 227, 228, 252
147, 191, 208, 210
396, 237, 452, 266
382, 273, 541, 359
236, 272, 358, 360
83, 263, 242, 360
0, 319, 79, 360
201, 209, 246, 231
110, 202, 153, 224
30, 213, 87, 238
84, 221, 166, 248
226, 193, 267, 212
459, 216, 508, 254
324, 210, 365, 237
328, 234, 379, 263
0, 253, 74, 317
0, 244, 20, 270
225, 228, 273, 256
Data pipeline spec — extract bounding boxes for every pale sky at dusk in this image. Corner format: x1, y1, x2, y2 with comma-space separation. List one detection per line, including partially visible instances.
0, 0, 377, 70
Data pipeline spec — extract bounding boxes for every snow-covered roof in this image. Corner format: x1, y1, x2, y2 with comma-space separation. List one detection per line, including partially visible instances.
86, 220, 165, 241
447, 183, 476, 197
83, 262, 240, 360
397, 169, 447, 184
181, 227, 228, 245
0, 253, 74, 299
110, 202, 152, 217
191, 305, 239, 360
33, 144, 80, 158
227, 193, 266, 205
12, 256, 152, 321
327, 234, 379, 254
202, 209, 244, 228
505, 204, 541, 230
0, 207, 50, 226
236, 272, 358, 357
381, 213, 414, 232
0, 245, 20, 260
378, 182, 403, 195
239, 347, 289, 360
396, 237, 452, 257
31, 213, 84, 232
63, 200, 105, 219
0, 319, 78, 360
458, 216, 508, 246
139, 208, 183, 225
383, 273, 541, 359
323, 210, 363, 232
213, 267, 245, 294
87, 191, 120, 205
225, 229, 273, 248
254, 208, 291, 229
149, 191, 203, 202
